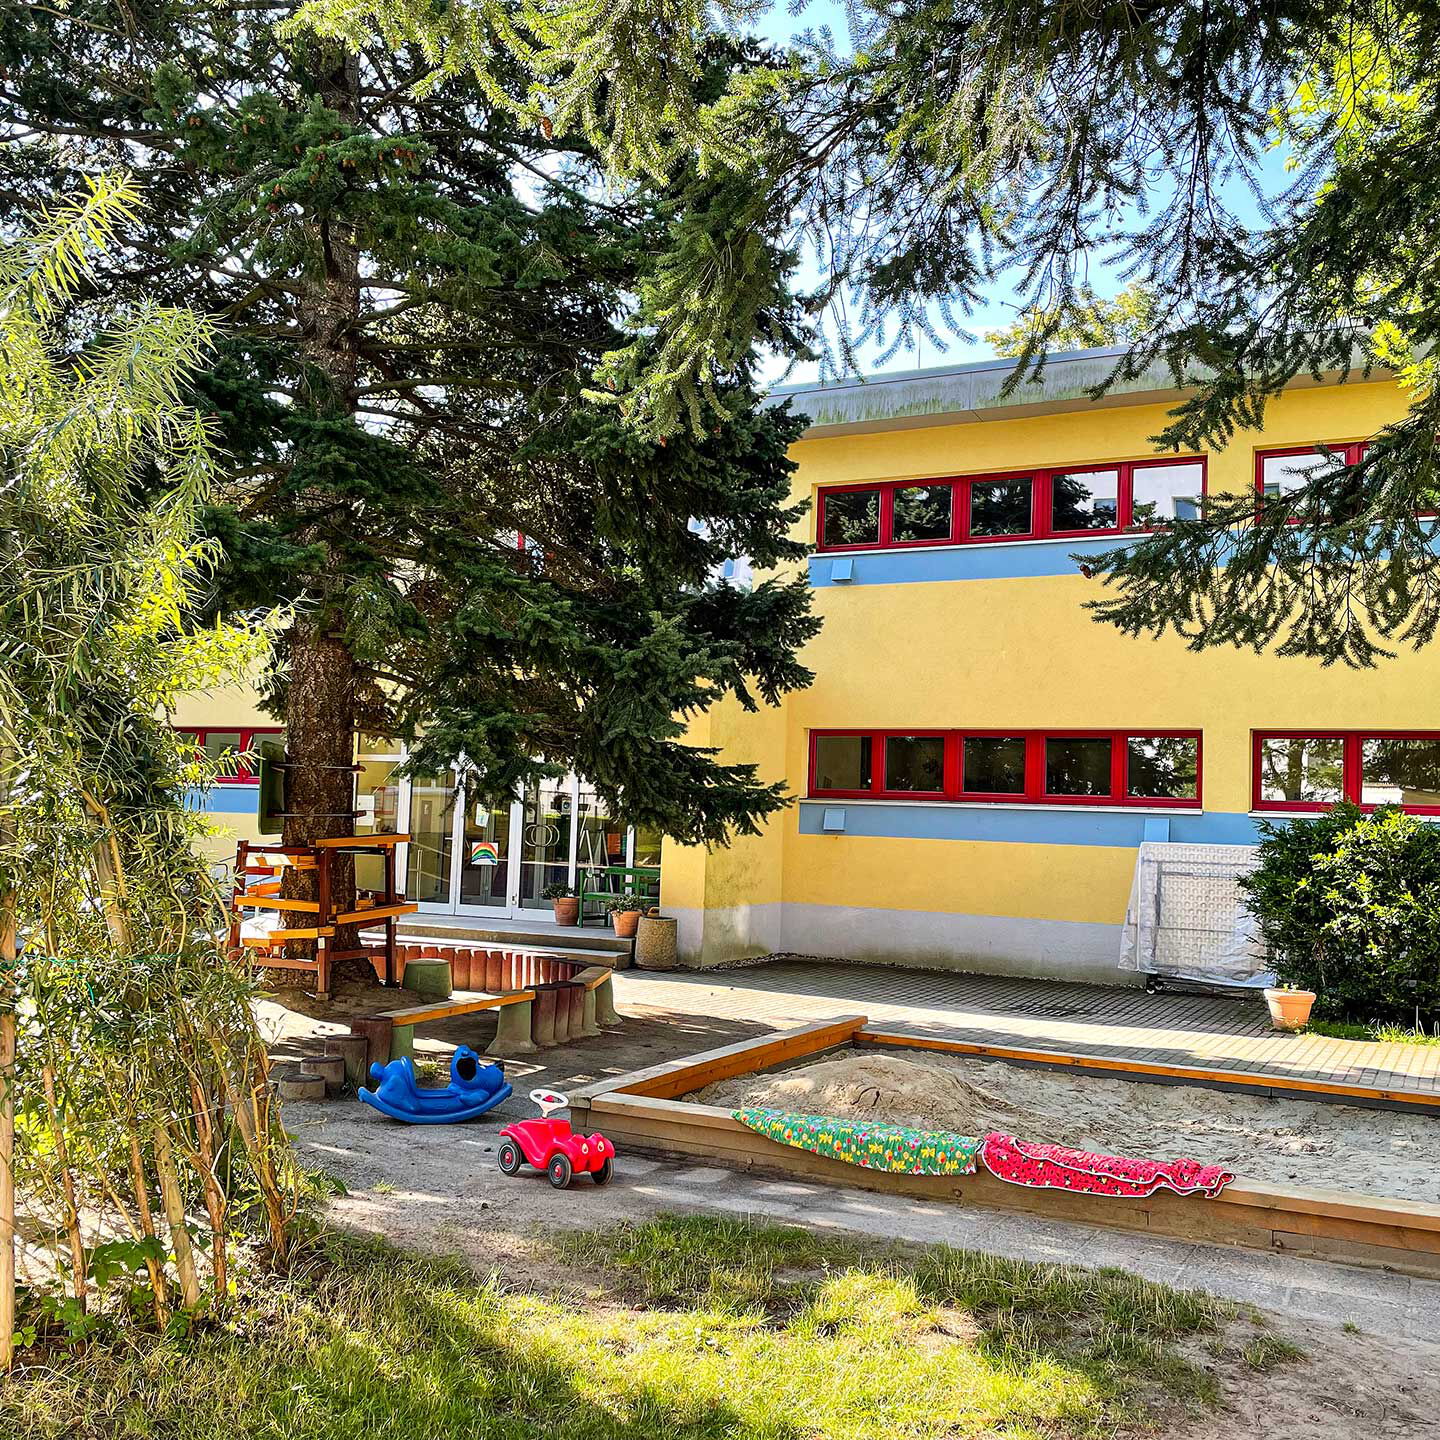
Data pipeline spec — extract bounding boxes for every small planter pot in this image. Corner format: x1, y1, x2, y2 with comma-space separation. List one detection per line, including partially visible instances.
610, 909, 642, 940
1264, 987, 1317, 1032
551, 896, 580, 927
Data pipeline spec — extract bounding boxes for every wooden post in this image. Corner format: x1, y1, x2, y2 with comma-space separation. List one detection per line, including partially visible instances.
315, 847, 333, 1000
382, 844, 398, 984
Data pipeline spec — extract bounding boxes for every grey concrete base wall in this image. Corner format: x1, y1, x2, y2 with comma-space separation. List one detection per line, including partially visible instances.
671, 902, 1132, 988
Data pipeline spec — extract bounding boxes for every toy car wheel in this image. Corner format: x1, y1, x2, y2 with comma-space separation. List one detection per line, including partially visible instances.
547, 1153, 573, 1189
498, 1140, 523, 1176
592, 1157, 614, 1187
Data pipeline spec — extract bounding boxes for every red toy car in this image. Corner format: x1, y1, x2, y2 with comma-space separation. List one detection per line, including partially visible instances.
497, 1089, 615, 1188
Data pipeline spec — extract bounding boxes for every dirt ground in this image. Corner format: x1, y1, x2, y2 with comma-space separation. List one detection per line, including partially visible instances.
267, 975, 1440, 1439
692, 1049, 1440, 1203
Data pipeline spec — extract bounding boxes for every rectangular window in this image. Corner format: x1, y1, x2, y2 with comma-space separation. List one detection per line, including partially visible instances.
1044, 736, 1113, 797
1255, 735, 1345, 806
1361, 737, 1440, 808
1050, 469, 1120, 532
883, 734, 945, 792
815, 455, 1207, 552
1126, 735, 1199, 801
812, 733, 873, 794
1256, 443, 1366, 501
1261, 730, 1440, 812
892, 483, 953, 543
1131, 460, 1204, 525
812, 730, 1201, 807
969, 478, 1033, 537
961, 735, 1027, 795
176, 727, 285, 784
820, 488, 882, 548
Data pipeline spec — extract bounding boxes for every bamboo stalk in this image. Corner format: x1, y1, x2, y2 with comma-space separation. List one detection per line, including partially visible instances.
187, 1075, 227, 1305
0, 743, 16, 1368
40, 1066, 86, 1313
127, 1135, 170, 1327
151, 1123, 201, 1312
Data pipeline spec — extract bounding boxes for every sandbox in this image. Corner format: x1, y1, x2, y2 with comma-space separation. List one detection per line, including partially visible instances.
568, 1016, 1440, 1278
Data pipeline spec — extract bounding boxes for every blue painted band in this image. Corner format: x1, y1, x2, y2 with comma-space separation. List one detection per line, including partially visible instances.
184, 785, 259, 816
798, 799, 1264, 847
809, 536, 1126, 587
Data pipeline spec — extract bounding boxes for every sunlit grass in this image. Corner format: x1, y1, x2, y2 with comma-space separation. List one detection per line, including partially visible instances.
1, 1216, 1253, 1440
1305, 1018, 1440, 1046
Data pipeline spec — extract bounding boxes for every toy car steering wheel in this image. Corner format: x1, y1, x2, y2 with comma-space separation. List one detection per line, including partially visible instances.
529, 1088, 568, 1117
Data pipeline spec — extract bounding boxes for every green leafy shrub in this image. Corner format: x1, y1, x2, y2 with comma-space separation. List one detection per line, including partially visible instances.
1241, 804, 1440, 1022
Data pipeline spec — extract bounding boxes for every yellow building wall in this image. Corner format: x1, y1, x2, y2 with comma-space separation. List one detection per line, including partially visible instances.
665, 377, 1429, 978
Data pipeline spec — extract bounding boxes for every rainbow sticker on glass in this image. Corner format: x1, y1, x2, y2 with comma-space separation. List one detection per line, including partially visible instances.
468, 840, 500, 866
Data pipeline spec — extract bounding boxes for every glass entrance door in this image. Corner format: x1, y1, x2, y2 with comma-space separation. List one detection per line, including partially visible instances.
404, 769, 458, 908
456, 790, 515, 913
516, 779, 575, 911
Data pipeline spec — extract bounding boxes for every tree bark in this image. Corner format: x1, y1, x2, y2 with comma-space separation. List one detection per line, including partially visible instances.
280, 42, 366, 967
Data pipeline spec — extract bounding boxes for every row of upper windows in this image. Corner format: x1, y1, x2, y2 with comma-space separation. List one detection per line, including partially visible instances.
815, 442, 1369, 552
175, 727, 284, 783
809, 728, 1440, 814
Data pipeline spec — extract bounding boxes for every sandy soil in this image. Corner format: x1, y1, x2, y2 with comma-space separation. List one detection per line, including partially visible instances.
690, 1051, 1440, 1203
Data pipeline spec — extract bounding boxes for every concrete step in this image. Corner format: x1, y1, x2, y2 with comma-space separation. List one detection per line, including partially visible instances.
398, 919, 630, 954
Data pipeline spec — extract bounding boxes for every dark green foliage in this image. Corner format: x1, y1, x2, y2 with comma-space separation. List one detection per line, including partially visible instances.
0, 4, 818, 847
1241, 805, 1440, 1022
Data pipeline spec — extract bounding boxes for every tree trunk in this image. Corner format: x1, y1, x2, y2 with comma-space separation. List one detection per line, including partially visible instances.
280, 42, 366, 971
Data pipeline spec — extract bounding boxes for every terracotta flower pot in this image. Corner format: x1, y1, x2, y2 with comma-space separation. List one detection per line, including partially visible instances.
611, 909, 641, 939
1264, 987, 1316, 1032
551, 896, 580, 927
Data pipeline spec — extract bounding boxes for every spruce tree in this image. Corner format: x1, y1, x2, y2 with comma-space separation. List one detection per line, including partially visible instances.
1, 5, 818, 936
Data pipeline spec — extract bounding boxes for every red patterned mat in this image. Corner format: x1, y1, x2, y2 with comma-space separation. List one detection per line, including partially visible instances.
978, 1133, 1234, 1198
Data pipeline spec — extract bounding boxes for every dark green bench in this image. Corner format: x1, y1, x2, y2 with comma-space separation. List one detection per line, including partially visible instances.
578, 865, 660, 926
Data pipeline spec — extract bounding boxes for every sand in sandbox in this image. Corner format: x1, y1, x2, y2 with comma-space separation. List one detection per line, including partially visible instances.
688, 1052, 1440, 1204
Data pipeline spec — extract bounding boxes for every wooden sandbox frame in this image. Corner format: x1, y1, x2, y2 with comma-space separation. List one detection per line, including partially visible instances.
569, 1016, 1440, 1279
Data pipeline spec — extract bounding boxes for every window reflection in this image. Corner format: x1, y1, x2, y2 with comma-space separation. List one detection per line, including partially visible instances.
884, 735, 944, 791
1131, 461, 1204, 525
969, 479, 1032, 537
1361, 738, 1440, 807
822, 489, 881, 547
962, 736, 1027, 794
1126, 736, 1199, 800
1051, 470, 1119, 531
893, 484, 952, 543
1258, 737, 1344, 804
1045, 737, 1112, 796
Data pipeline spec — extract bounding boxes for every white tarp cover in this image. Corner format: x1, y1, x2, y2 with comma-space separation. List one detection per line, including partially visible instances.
1118, 842, 1274, 989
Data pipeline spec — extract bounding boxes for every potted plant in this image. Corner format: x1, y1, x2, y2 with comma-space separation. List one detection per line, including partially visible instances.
607, 892, 645, 939
1263, 982, 1317, 1032
542, 882, 579, 927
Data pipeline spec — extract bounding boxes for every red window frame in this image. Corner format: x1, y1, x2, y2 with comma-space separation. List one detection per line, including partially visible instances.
815, 456, 1207, 553
175, 726, 284, 784
1254, 442, 1367, 500
809, 729, 1203, 808
1252, 730, 1440, 815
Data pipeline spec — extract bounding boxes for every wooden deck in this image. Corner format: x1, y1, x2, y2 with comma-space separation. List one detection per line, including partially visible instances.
612, 961, 1440, 1105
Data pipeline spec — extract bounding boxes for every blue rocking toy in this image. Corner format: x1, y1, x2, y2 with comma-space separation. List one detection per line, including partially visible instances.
359, 1045, 512, 1124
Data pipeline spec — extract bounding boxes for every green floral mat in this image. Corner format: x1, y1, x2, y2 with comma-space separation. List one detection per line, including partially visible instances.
734, 1108, 980, 1176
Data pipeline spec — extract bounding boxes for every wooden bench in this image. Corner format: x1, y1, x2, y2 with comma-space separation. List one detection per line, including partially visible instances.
347, 964, 620, 1073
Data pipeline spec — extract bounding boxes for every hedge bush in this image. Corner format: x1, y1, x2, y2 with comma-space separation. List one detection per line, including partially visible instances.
1241, 803, 1440, 1022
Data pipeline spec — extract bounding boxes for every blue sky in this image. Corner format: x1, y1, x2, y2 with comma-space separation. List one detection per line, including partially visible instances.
748, 0, 1294, 382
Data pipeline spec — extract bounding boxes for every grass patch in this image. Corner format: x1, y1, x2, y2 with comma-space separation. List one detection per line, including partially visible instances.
1305, 1019, 1440, 1046
1241, 1334, 1306, 1371
0, 1215, 1247, 1440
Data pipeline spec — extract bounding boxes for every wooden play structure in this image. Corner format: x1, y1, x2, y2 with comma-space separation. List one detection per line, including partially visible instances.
227, 834, 417, 999
570, 1017, 1440, 1280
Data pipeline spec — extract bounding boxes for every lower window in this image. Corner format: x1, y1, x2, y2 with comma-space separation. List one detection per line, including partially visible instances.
1255, 731, 1440, 812
811, 730, 1201, 807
